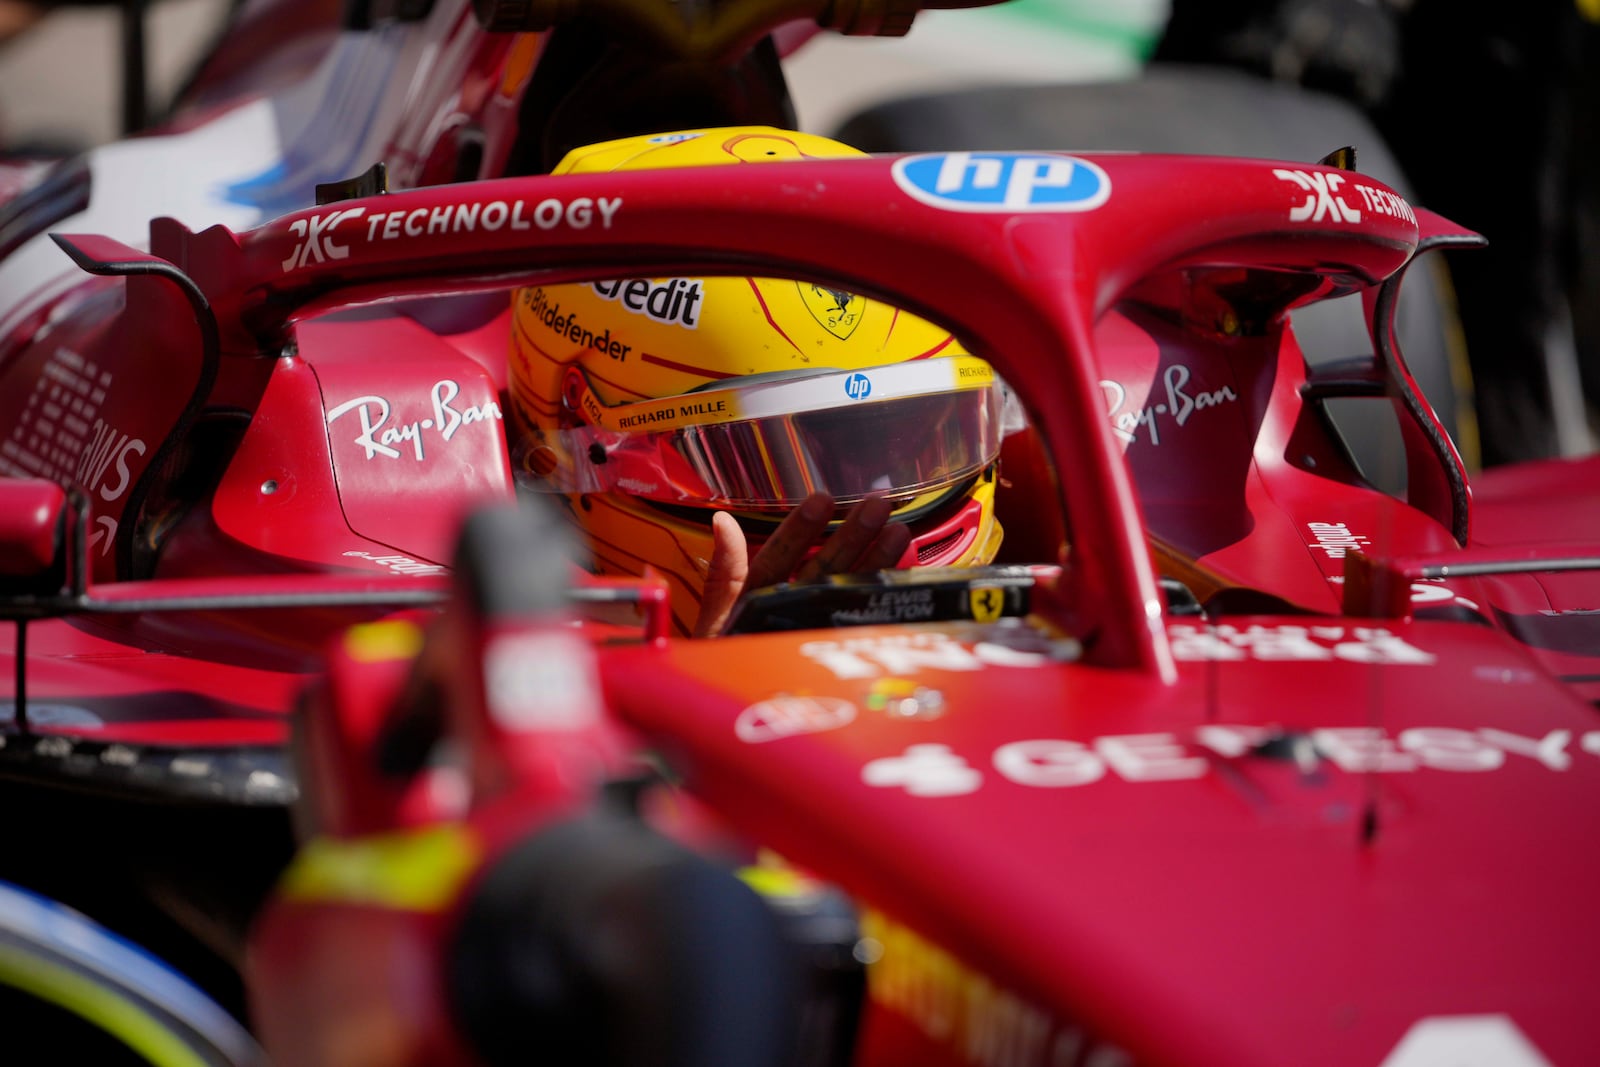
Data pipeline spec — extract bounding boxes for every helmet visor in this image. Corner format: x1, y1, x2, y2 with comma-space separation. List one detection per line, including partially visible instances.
523, 357, 1004, 512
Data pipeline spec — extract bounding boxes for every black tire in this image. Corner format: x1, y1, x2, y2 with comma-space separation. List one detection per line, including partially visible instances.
0, 879, 266, 1066
448, 813, 800, 1067
833, 63, 1476, 482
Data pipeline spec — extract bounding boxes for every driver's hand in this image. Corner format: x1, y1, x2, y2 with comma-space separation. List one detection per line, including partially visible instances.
693, 491, 910, 637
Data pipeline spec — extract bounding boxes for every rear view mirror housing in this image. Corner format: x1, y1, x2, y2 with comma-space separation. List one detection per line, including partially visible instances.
0, 479, 69, 596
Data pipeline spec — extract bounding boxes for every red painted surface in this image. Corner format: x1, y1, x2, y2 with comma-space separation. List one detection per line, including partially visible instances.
0, 17, 1596, 1064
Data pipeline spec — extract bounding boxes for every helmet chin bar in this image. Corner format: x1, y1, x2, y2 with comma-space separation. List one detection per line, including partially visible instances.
625, 468, 997, 572
896, 492, 993, 569
729, 471, 999, 571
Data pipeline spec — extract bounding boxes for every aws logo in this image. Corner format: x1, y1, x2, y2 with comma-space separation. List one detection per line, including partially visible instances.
799, 283, 862, 339
892, 152, 1111, 213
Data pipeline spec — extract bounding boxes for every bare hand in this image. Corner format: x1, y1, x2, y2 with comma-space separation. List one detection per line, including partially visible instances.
692, 492, 910, 637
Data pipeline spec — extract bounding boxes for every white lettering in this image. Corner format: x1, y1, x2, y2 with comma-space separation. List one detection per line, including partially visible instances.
483, 632, 598, 730
379, 421, 425, 461
77, 419, 120, 490
868, 641, 982, 676
1163, 363, 1237, 428
88, 514, 117, 557
1399, 728, 1504, 772
1273, 168, 1362, 224
1194, 724, 1269, 758
1096, 733, 1208, 781
342, 550, 446, 576
797, 643, 879, 679
282, 207, 365, 271
993, 739, 1105, 787
1405, 580, 1479, 612
875, 726, 1599, 798
326, 379, 506, 463
799, 632, 1047, 680
101, 436, 146, 501
1100, 365, 1237, 448
1003, 158, 1074, 208
1306, 521, 1372, 559
1351, 183, 1417, 225
1311, 728, 1417, 772
1168, 623, 1435, 664
431, 379, 503, 443
973, 642, 1050, 669
736, 696, 856, 743
1333, 628, 1437, 665
936, 152, 1003, 193
863, 744, 981, 797
360, 201, 579, 239
534, 198, 563, 230
326, 395, 403, 460
76, 420, 147, 501
1380, 1014, 1554, 1067
1481, 728, 1571, 771
1168, 626, 1249, 661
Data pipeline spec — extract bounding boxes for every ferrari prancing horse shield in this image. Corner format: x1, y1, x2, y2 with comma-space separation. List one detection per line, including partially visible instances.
800, 283, 862, 339
970, 585, 1004, 623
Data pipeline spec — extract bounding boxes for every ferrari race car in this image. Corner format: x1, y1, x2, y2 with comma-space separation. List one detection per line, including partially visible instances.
2, 0, 1600, 1063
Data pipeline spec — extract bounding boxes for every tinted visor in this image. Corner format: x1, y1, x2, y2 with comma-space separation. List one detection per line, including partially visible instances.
525, 358, 1004, 512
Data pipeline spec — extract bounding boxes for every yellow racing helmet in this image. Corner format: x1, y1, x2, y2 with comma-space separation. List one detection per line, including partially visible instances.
507, 127, 1005, 634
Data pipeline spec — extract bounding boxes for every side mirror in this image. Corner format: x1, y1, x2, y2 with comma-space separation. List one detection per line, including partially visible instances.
0, 479, 68, 595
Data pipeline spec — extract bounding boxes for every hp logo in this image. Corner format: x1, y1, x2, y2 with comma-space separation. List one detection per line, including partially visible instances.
646, 132, 701, 145
891, 152, 1111, 213
844, 373, 872, 400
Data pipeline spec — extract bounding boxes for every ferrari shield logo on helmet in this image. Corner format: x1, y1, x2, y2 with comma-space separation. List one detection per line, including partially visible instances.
970, 585, 1005, 623
799, 283, 862, 340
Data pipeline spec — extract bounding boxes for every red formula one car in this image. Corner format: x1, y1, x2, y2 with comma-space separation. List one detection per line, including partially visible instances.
2, 0, 1599, 1063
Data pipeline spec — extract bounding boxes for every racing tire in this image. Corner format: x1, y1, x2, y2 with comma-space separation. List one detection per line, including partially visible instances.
447, 812, 800, 1067
0, 879, 266, 1066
